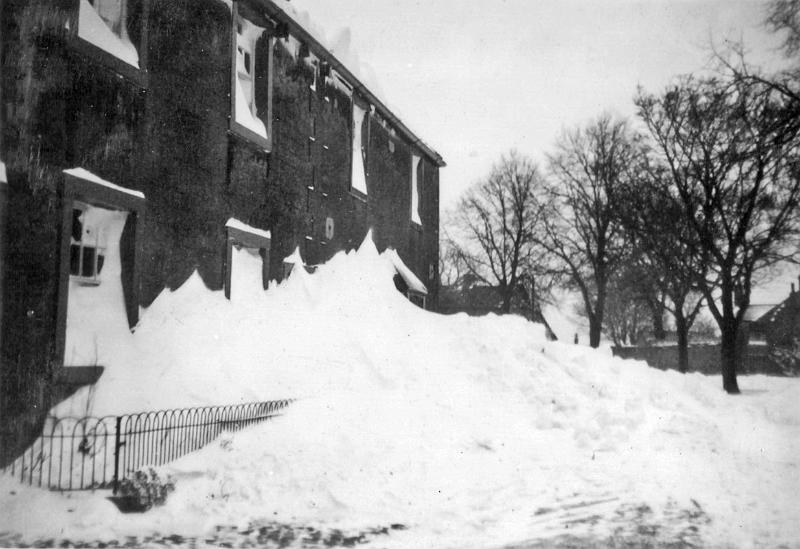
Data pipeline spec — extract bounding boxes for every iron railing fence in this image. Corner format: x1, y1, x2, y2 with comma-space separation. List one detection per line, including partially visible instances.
2, 399, 292, 492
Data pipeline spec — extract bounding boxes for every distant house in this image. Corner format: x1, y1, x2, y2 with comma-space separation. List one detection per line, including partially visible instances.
744, 278, 800, 348
0, 0, 444, 463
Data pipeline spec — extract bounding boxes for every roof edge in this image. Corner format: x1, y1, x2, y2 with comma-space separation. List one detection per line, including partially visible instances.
255, 0, 446, 168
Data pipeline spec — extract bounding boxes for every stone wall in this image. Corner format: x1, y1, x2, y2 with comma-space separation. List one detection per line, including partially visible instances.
612, 344, 785, 376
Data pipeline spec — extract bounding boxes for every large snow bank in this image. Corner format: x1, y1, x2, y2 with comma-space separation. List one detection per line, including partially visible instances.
2, 235, 799, 548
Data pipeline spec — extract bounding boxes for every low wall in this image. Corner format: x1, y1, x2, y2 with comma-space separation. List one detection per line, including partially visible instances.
611, 344, 785, 376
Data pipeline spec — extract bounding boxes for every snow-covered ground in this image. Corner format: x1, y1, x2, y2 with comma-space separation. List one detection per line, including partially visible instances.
1, 235, 799, 548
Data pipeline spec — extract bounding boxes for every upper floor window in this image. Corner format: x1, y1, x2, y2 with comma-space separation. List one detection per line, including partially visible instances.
411, 154, 422, 225
77, 0, 140, 69
236, 18, 257, 118
229, 4, 273, 150
351, 101, 368, 196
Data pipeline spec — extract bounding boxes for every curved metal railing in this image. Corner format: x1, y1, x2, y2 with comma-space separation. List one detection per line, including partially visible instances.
2, 399, 292, 491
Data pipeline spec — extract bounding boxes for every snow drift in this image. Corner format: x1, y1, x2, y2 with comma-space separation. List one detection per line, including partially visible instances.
2, 234, 799, 548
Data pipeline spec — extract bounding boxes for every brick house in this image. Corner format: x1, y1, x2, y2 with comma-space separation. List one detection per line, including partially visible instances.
0, 0, 444, 463
744, 278, 800, 348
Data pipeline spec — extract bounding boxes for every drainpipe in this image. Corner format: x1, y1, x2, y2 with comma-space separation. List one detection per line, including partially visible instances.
0, 159, 6, 359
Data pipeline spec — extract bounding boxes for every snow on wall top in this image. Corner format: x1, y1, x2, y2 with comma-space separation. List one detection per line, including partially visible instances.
226, 218, 271, 240
63, 168, 146, 199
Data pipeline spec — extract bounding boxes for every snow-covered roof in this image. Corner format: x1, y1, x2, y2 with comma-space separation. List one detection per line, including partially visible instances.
252, 0, 445, 168
63, 168, 145, 199
742, 304, 776, 323
226, 218, 272, 240
386, 248, 427, 296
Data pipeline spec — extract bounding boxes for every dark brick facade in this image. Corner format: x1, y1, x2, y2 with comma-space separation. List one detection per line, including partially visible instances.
0, 0, 443, 463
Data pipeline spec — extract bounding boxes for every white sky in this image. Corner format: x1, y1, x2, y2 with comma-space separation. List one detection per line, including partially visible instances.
284, 0, 796, 303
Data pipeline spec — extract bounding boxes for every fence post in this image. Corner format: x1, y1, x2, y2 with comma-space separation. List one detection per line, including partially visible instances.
113, 416, 122, 494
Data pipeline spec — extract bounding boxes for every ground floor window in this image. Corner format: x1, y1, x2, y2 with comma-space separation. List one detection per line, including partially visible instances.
386, 248, 428, 309
57, 168, 146, 366
225, 218, 271, 301
69, 202, 108, 284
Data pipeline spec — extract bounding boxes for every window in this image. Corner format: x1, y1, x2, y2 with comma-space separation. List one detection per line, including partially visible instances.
77, 0, 140, 69
56, 168, 146, 366
387, 248, 428, 309
236, 18, 256, 116
224, 218, 271, 300
411, 154, 421, 225
69, 202, 107, 285
92, 0, 125, 36
351, 101, 368, 196
229, 3, 274, 150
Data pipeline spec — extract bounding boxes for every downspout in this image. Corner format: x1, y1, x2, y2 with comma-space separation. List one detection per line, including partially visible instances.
0, 0, 6, 364
0, 159, 6, 359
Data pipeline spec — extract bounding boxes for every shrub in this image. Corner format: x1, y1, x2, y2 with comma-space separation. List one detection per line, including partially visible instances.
117, 468, 175, 511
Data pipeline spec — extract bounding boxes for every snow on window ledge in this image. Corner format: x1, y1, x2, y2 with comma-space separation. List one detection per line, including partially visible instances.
77, 0, 140, 69
226, 218, 271, 241
64, 168, 145, 199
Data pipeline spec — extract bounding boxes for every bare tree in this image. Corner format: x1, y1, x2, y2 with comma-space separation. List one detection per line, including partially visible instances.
603, 263, 653, 347
438, 235, 466, 288
618, 164, 707, 373
766, 0, 800, 59
449, 151, 552, 313
541, 115, 639, 348
636, 75, 800, 393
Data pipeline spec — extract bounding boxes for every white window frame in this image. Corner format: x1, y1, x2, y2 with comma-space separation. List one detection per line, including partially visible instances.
236, 16, 256, 117
351, 100, 368, 196
229, 2, 273, 149
224, 218, 271, 300
411, 154, 422, 225
70, 201, 107, 286
77, 0, 141, 69
90, 0, 127, 38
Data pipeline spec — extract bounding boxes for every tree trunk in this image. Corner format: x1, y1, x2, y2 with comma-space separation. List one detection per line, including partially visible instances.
651, 306, 666, 341
500, 298, 512, 314
675, 313, 689, 373
500, 285, 513, 314
720, 318, 741, 394
589, 317, 602, 348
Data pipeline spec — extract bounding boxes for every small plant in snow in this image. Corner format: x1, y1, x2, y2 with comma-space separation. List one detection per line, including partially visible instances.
118, 468, 175, 510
